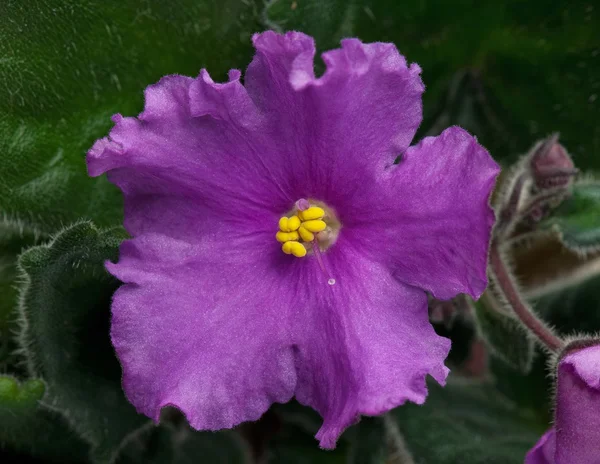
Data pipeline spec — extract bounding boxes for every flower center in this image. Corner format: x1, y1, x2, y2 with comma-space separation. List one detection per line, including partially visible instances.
276, 198, 340, 284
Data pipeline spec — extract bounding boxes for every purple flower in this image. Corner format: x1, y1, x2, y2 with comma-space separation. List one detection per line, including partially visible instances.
87, 31, 499, 448
526, 345, 600, 464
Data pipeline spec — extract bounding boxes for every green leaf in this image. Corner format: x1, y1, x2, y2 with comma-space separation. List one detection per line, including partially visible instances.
537, 271, 600, 334
0, 376, 90, 462
0, 223, 37, 369
346, 417, 388, 464
0, 376, 45, 409
0, 1, 261, 233
540, 182, 600, 252
263, 0, 600, 170
393, 379, 543, 464
17, 221, 147, 464
267, 402, 390, 463
264, 0, 355, 52
490, 352, 552, 427
474, 297, 535, 373
266, 403, 348, 464
115, 419, 250, 464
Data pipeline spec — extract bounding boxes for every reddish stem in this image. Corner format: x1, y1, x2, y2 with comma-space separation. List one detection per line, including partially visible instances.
489, 240, 565, 352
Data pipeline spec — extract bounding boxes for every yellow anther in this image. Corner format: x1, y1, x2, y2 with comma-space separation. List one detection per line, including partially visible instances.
301, 219, 327, 233
279, 217, 289, 232
287, 215, 301, 231
298, 225, 314, 242
282, 241, 306, 257
298, 206, 325, 221
279, 215, 301, 232
276, 231, 299, 243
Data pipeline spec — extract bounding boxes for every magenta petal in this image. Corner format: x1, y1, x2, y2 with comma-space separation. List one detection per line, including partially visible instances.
292, 242, 450, 448
527, 345, 600, 463
87, 73, 292, 238
87, 30, 497, 449
355, 126, 499, 300
554, 345, 600, 463
108, 234, 297, 430
525, 430, 555, 464
245, 31, 424, 198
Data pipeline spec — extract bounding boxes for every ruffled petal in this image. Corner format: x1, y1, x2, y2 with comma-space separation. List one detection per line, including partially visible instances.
244, 31, 424, 202
108, 232, 298, 430
351, 126, 499, 300
555, 346, 600, 463
525, 430, 555, 464
289, 238, 450, 448
110, 230, 448, 447
87, 73, 293, 239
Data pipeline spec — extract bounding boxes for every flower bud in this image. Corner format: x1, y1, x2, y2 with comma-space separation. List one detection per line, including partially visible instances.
525, 339, 600, 463
529, 134, 578, 190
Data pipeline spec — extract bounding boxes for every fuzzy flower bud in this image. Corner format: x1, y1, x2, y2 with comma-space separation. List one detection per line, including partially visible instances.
526, 341, 600, 463
529, 134, 577, 190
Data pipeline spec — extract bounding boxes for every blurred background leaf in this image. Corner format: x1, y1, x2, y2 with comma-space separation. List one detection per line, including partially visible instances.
0, 376, 90, 462
263, 403, 391, 464
115, 419, 250, 464
474, 296, 535, 374
0, 0, 261, 234
393, 379, 544, 464
265, 0, 600, 170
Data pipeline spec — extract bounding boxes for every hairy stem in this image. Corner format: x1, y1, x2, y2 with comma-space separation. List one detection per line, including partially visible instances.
489, 240, 565, 352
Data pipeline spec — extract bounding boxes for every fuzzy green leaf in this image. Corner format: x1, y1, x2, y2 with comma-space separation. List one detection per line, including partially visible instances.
17, 221, 147, 464
394, 379, 543, 464
0, 224, 37, 368
0, 1, 260, 233
541, 182, 600, 252
474, 298, 535, 373
0, 376, 89, 462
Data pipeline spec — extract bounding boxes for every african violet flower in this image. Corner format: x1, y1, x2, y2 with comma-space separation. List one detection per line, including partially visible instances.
526, 345, 600, 463
87, 31, 499, 447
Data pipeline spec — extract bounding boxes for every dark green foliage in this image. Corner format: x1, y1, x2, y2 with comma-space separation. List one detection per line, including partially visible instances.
393, 380, 543, 464
115, 420, 249, 464
0, 224, 37, 370
0, 376, 90, 462
474, 299, 535, 373
0, 0, 261, 234
265, 0, 600, 170
540, 182, 600, 252
17, 222, 146, 463
266, 403, 387, 463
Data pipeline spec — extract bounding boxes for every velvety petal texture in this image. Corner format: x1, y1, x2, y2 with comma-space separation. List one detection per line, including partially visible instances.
87, 31, 499, 448
525, 345, 600, 464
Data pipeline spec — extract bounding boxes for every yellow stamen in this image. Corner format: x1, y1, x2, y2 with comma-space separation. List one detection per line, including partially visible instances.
276, 231, 299, 243
277, 202, 336, 259
301, 219, 327, 233
298, 206, 324, 221
279, 215, 301, 232
287, 215, 301, 231
298, 225, 314, 242
278, 217, 289, 232
282, 241, 306, 257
